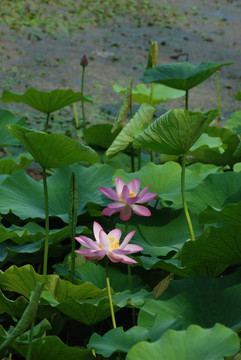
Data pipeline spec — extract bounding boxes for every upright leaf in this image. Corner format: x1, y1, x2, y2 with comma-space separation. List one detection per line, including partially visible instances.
107, 103, 155, 157
112, 77, 133, 133
2, 88, 92, 114
7, 124, 98, 168
133, 109, 218, 155
141, 61, 233, 90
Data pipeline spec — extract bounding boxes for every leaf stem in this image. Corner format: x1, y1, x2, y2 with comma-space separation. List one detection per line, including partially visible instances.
26, 320, 34, 360
44, 112, 50, 133
185, 90, 189, 110
181, 155, 195, 241
125, 223, 136, 325
42, 167, 50, 275
105, 259, 116, 329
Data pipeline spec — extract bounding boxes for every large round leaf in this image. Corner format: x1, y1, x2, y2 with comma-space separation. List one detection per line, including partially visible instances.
2, 88, 92, 114
7, 124, 98, 168
179, 224, 241, 266
126, 324, 239, 360
0, 164, 114, 222
138, 269, 241, 330
106, 103, 155, 157
133, 109, 218, 155
141, 61, 232, 90
199, 202, 241, 225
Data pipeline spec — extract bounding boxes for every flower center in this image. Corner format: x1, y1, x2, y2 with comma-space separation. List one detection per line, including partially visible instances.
129, 191, 136, 198
108, 235, 119, 251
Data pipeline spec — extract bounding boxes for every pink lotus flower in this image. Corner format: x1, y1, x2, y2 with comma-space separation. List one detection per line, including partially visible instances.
75, 221, 143, 264
100, 177, 158, 221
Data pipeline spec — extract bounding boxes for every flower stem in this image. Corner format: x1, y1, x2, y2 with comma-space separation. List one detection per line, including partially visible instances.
181, 155, 195, 241
105, 259, 116, 329
125, 224, 136, 325
216, 70, 221, 124
42, 167, 50, 275
81, 65, 87, 142
44, 112, 50, 133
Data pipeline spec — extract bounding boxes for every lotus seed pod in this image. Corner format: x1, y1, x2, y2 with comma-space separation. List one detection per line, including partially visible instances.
146, 41, 158, 69
80, 54, 88, 67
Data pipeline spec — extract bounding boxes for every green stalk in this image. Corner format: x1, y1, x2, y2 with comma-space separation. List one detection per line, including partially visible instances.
185, 90, 189, 110
125, 223, 136, 326
44, 112, 50, 133
105, 259, 116, 329
181, 155, 195, 241
26, 321, 34, 360
81, 66, 87, 139
130, 102, 135, 172
216, 70, 221, 124
138, 149, 141, 170
42, 168, 50, 275
68, 173, 79, 282
149, 82, 155, 162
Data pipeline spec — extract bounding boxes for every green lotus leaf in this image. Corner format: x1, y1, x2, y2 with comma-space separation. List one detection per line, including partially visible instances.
2, 88, 92, 114
191, 126, 241, 166
235, 89, 241, 100
199, 202, 241, 225
8, 334, 94, 360
112, 77, 133, 133
133, 109, 218, 155
138, 269, 241, 331
234, 141, 241, 157
224, 110, 241, 135
0, 154, 33, 175
7, 124, 98, 168
113, 83, 185, 104
0, 291, 28, 319
189, 133, 224, 153
141, 61, 233, 90
126, 324, 239, 360
116, 161, 220, 208
117, 209, 203, 258
187, 170, 241, 214
0, 264, 107, 300
0, 109, 26, 146
106, 103, 156, 157
234, 162, 241, 172
84, 123, 122, 149
179, 224, 241, 266
0, 164, 114, 222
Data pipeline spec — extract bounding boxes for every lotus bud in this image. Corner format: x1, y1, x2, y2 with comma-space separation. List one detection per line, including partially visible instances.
146, 41, 158, 69
80, 54, 88, 67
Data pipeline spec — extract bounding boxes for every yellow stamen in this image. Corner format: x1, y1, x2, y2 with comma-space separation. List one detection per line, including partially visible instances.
108, 235, 119, 251
129, 191, 136, 198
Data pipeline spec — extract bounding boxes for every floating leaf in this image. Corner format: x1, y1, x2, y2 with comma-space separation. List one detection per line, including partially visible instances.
106, 104, 155, 157
2, 88, 92, 114
141, 61, 233, 90
113, 83, 185, 105
8, 124, 98, 168
133, 109, 218, 155
189, 133, 224, 153
126, 324, 239, 360
112, 77, 133, 133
